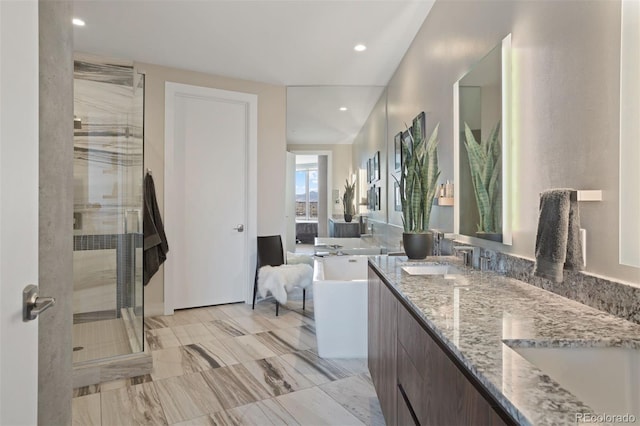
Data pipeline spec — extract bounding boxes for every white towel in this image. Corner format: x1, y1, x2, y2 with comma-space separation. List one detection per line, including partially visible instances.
258, 264, 313, 305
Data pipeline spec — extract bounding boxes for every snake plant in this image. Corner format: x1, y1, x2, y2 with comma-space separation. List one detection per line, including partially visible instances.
343, 178, 356, 216
463, 121, 501, 233
393, 119, 440, 233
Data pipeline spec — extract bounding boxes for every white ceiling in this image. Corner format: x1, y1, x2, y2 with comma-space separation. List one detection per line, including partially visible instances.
73, 0, 436, 144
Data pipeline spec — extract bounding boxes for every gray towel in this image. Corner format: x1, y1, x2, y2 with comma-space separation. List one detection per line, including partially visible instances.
533, 189, 583, 282
144, 173, 169, 286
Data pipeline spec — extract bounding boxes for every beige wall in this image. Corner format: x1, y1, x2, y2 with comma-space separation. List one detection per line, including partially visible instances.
140, 62, 286, 312
353, 0, 639, 283
287, 144, 353, 216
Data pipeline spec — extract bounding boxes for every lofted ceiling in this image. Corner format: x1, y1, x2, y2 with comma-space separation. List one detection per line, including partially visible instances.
73, 0, 436, 144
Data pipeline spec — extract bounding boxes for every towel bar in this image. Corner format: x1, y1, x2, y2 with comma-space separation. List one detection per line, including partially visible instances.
539, 190, 602, 202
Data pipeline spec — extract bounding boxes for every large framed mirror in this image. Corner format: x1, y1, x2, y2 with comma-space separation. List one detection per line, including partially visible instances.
454, 34, 512, 245
620, 0, 639, 267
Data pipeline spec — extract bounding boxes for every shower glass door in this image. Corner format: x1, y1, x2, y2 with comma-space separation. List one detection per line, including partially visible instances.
72, 56, 144, 363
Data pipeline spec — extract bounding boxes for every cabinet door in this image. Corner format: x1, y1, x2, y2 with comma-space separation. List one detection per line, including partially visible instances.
379, 280, 398, 425
368, 267, 380, 388
397, 302, 508, 425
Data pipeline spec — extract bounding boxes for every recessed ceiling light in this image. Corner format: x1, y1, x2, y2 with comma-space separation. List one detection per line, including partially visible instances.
72, 18, 85, 26
339, 107, 348, 111
354, 44, 367, 52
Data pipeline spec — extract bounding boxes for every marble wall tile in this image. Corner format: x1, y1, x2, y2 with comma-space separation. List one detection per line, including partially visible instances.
227, 399, 300, 426
72, 393, 101, 426
241, 357, 314, 397
319, 374, 385, 426
101, 382, 168, 426
154, 372, 225, 424
279, 350, 351, 385
200, 364, 272, 410
275, 387, 365, 426
218, 335, 278, 362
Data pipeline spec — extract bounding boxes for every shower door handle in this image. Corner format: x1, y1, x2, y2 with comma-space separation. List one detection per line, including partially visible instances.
23, 284, 56, 321
233, 224, 244, 232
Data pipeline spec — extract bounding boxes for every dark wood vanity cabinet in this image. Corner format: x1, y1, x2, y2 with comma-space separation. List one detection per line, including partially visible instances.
368, 266, 511, 426
368, 266, 397, 423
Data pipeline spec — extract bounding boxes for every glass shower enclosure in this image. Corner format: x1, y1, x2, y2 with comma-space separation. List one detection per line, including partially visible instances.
72, 56, 144, 363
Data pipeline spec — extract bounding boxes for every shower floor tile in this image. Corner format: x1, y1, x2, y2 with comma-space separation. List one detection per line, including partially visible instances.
72, 318, 132, 363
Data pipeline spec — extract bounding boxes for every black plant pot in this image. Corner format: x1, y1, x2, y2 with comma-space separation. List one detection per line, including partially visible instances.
344, 214, 353, 223
403, 232, 433, 260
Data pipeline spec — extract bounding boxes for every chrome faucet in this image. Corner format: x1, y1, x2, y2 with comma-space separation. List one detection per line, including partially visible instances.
433, 231, 445, 256
453, 245, 478, 267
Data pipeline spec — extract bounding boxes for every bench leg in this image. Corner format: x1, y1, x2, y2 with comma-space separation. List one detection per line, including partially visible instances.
302, 289, 306, 311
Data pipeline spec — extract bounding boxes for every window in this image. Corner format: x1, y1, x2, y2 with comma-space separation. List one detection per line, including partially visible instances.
296, 168, 318, 220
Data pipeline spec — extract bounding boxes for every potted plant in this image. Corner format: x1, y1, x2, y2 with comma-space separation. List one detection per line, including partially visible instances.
463, 121, 502, 242
393, 118, 441, 259
343, 178, 356, 222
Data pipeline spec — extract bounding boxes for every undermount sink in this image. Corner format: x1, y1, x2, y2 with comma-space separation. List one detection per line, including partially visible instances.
401, 263, 461, 279
508, 344, 640, 417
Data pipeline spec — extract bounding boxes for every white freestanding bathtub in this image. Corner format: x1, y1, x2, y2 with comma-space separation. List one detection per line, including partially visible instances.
312, 255, 368, 358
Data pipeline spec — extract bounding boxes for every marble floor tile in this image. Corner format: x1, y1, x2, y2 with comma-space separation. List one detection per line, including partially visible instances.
263, 310, 314, 329
228, 315, 280, 334
171, 411, 240, 426
151, 347, 187, 380
253, 329, 310, 356
172, 323, 217, 346
330, 357, 370, 376
218, 335, 278, 362
72, 393, 101, 426
146, 327, 181, 350
320, 373, 385, 426
154, 372, 224, 424
172, 309, 210, 326
191, 306, 233, 323
279, 350, 352, 385
275, 386, 365, 425
227, 399, 300, 426
101, 382, 168, 426
200, 363, 271, 410
204, 319, 249, 339
241, 356, 314, 397
95, 374, 153, 393
193, 339, 240, 367
277, 325, 318, 349
215, 303, 256, 319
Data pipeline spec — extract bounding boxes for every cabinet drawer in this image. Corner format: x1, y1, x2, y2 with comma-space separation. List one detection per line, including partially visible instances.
397, 341, 426, 424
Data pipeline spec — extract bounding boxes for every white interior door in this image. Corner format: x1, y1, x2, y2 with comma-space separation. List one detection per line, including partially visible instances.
285, 152, 296, 253
0, 1, 39, 424
165, 83, 257, 311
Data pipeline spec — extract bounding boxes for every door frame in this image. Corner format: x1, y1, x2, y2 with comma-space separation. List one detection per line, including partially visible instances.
289, 150, 333, 237
164, 82, 257, 314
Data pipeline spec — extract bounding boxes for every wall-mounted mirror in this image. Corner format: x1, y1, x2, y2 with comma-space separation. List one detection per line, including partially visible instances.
620, 0, 639, 267
454, 34, 512, 245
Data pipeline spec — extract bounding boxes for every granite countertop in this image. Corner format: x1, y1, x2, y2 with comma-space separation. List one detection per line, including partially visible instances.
368, 255, 640, 426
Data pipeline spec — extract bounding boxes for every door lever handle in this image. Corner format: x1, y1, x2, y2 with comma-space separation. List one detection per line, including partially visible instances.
23, 284, 56, 321
233, 224, 244, 232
